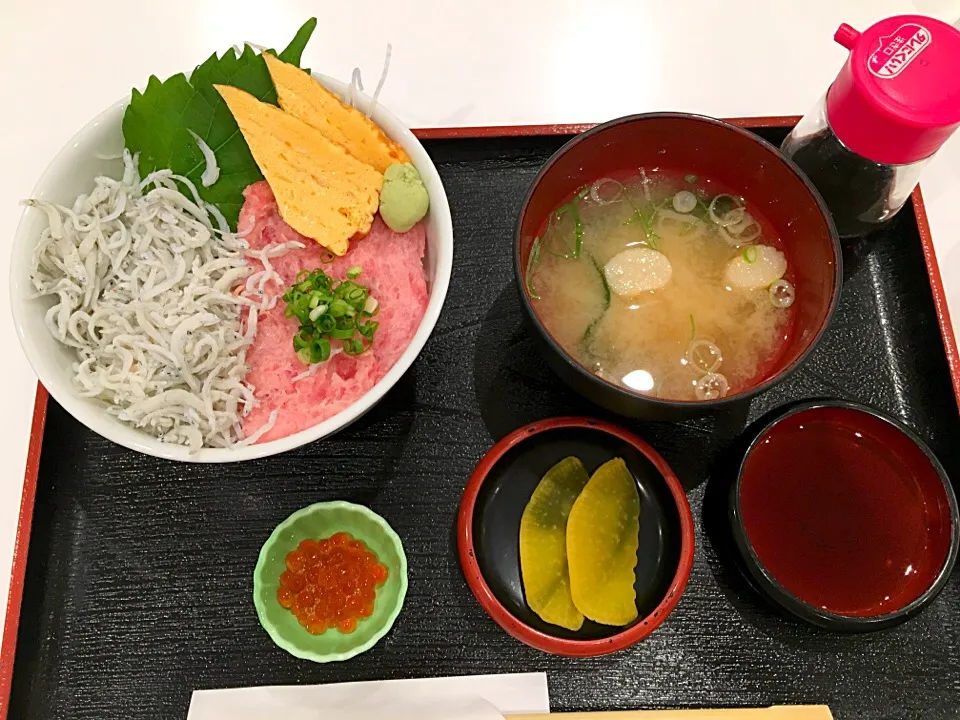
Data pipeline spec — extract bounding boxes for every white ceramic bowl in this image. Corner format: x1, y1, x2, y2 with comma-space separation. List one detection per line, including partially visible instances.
9, 74, 453, 463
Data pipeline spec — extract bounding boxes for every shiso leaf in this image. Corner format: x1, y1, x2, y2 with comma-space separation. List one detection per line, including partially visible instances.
121, 18, 318, 228
277, 17, 318, 65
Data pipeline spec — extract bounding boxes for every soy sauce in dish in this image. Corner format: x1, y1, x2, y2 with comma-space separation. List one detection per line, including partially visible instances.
738, 406, 953, 617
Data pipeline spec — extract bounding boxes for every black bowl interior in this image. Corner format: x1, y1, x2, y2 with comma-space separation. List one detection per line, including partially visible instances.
472, 425, 683, 640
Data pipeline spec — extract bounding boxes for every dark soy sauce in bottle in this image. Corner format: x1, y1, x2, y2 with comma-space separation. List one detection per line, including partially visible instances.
781, 17, 960, 264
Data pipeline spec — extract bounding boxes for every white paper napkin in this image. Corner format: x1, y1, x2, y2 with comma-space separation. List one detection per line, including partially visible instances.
186, 672, 550, 720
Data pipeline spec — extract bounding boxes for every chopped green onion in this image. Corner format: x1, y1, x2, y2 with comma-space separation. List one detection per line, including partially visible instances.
342, 286, 365, 304
293, 328, 313, 350
689, 314, 696, 340
329, 298, 351, 317
281, 266, 381, 365
311, 337, 331, 363
573, 186, 589, 204
550, 203, 584, 259
590, 254, 611, 309
685, 174, 698, 184
581, 313, 604, 356
526, 237, 542, 300
330, 327, 355, 340
343, 339, 367, 355
623, 198, 661, 249
571, 207, 584, 258
347, 266, 362, 278
743, 247, 758, 264
316, 314, 336, 333
546, 188, 588, 259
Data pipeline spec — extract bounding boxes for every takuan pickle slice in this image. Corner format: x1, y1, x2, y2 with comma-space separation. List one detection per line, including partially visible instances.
519, 456, 591, 630
567, 457, 640, 626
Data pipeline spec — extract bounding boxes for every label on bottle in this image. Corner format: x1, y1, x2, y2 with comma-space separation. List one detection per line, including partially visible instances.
868, 23, 931, 79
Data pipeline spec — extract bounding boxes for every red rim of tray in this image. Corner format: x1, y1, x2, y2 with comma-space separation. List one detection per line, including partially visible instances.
456, 416, 695, 656
3, 117, 960, 712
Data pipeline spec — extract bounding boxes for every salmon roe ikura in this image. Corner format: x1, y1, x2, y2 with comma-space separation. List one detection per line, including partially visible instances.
277, 532, 389, 635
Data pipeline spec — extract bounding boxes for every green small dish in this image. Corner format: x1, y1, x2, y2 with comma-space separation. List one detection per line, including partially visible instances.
253, 501, 408, 663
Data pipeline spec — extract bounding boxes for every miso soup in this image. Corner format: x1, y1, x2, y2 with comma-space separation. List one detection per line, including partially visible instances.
525, 171, 795, 401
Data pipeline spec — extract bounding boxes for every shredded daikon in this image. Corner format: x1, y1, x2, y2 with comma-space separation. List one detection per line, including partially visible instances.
292, 362, 322, 384
345, 44, 392, 115
590, 178, 624, 205
367, 43, 392, 118
27, 151, 293, 452
189, 130, 220, 187
237, 37, 392, 117
346, 68, 364, 108
291, 346, 342, 383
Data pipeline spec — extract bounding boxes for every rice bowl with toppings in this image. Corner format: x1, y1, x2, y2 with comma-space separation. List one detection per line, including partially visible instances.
10, 62, 452, 462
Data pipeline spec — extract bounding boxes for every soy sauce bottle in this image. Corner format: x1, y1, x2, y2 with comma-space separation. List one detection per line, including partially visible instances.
782, 16, 960, 240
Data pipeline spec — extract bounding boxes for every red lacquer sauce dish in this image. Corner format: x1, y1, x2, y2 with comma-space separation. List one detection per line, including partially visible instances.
730, 400, 959, 631
457, 416, 695, 656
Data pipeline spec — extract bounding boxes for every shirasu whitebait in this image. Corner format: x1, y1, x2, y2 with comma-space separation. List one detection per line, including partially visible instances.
28, 151, 298, 451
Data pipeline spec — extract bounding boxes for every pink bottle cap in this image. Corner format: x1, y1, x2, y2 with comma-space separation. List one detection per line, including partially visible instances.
827, 15, 960, 165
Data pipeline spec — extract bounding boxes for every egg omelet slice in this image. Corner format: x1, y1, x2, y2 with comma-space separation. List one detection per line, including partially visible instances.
216, 84, 382, 256
263, 52, 410, 174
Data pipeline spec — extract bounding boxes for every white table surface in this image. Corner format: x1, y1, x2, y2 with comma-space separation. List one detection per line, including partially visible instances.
2, 0, 959, 641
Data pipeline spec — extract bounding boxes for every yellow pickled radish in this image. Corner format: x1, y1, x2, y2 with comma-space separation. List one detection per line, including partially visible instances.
567, 457, 640, 626
519, 456, 591, 630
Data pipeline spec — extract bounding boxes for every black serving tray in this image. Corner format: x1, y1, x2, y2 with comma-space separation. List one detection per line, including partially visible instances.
7, 125, 960, 720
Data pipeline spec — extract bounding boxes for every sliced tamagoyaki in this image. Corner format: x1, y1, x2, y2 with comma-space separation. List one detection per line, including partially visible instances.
215, 84, 382, 256
263, 52, 410, 174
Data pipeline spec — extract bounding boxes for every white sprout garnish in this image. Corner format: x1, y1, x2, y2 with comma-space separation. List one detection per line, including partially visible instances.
367, 43, 393, 118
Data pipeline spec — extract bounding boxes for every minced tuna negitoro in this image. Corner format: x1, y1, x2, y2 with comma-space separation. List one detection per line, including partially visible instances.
239, 182, 428, 443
